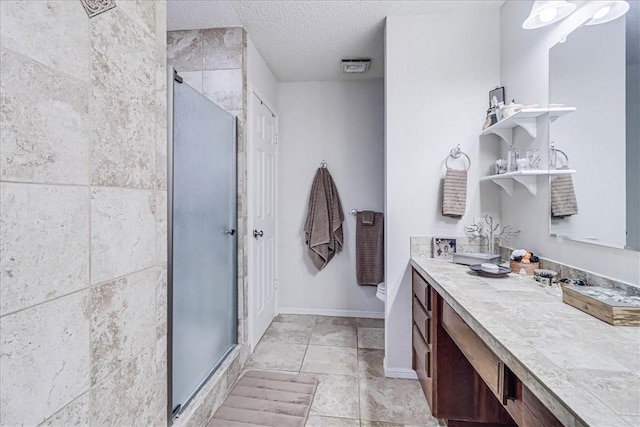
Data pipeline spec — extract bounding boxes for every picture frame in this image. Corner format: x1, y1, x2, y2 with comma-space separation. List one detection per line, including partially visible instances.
432, 237, 457, 260
489, 86, 505, 107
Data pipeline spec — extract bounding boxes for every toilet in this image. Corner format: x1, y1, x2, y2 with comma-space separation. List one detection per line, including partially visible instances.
376, 282, 386, 302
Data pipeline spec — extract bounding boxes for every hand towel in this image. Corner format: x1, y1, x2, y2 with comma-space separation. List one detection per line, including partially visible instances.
356, 211, 384, 286
304, 168, 344, 270
323, 168, 344, 250
362, 210, 375, 225
442, 168, 467, 217
551, 166, 578, 217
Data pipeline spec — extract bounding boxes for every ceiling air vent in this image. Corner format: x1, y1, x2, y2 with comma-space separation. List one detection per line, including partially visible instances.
342, 59, 371, 74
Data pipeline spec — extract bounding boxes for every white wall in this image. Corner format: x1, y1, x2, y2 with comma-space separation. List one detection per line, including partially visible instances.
247, 36, 278, 109
627, 61, 640, 250
385, 12, 501, 373
277, 80, 385, 317
500, 0, 640, 284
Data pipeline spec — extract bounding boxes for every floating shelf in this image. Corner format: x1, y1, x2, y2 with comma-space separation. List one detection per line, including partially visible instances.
480, 169, 576, 196
481, 106, 576, 145
548, 106, 577, 122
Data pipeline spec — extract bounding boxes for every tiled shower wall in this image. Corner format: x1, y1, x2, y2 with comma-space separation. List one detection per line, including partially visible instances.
166, 28, 250, 425
0, 1, 167, 425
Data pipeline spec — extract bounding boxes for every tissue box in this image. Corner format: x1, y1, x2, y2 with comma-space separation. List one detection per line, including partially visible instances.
452, 252, 501, 266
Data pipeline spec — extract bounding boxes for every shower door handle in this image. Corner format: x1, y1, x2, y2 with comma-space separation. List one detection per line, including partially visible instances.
223, 229, 236, 236
253, 230, 263, 239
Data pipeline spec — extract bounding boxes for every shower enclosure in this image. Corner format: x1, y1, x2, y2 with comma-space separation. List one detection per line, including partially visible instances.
168, 70, 237, 416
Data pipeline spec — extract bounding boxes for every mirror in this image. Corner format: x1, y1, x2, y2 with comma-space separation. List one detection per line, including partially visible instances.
549, 1, 639, 251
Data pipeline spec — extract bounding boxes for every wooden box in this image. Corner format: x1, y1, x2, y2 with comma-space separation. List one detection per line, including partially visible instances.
562, 285, 640, 326
509, 261, 540, 275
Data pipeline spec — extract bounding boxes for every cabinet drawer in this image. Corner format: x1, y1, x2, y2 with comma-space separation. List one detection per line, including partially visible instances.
442, 302, 502, 399
412, 269, 431, 310
413, 325, 430, 374
413, 297, 431, 343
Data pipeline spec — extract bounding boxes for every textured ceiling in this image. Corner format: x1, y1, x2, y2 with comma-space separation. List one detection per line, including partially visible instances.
167, 0, 504, 81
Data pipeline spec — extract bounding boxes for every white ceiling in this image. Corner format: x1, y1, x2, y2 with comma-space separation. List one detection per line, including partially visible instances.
167, 0, 505, 82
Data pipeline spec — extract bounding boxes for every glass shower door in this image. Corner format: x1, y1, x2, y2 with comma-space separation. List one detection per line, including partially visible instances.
171, 79, 237, 413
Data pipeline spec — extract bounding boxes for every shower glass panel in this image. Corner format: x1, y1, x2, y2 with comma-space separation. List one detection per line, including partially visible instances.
171, 79, 237, 413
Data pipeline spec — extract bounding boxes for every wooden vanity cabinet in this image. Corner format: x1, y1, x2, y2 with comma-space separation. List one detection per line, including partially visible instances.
411, 267, 562, 427
412, 268, 513, 425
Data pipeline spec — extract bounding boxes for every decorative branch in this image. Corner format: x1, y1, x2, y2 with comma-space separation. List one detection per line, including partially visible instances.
465, 214, 520, 253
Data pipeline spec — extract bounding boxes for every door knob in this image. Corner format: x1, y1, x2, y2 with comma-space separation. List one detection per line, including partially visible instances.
253, 230, 264, 238
223, 229, 236, 235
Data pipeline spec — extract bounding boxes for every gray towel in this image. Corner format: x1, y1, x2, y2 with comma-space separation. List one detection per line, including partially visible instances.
442, 168, 467, 217
551, 166, 578, 217
362, 210, 375, 225
356, 211, 384, 286
304, 168, 344, 270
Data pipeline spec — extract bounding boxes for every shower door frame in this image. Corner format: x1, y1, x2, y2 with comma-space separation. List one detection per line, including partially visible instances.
166, 67, 238, 423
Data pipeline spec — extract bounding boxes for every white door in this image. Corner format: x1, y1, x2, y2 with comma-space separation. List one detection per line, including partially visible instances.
250, 93, 277, 349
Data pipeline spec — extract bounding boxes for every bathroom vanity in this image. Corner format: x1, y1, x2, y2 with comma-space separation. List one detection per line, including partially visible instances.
411, 256, 640, 427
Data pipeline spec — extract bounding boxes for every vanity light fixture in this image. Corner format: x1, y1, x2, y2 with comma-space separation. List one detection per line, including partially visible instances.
342, 59, 370, 73
522, 0, 577, 29
585, 1, 630, 26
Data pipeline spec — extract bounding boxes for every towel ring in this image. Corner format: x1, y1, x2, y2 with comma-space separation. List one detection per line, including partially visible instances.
320, 160, 327, 168
446, 145, 471, 170
550, 142, 569, 167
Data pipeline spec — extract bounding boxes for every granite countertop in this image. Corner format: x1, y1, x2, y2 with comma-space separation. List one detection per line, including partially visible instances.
410, 256, 640, 427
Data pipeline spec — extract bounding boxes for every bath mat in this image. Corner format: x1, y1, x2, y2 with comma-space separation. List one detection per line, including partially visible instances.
207, 370, 318, 427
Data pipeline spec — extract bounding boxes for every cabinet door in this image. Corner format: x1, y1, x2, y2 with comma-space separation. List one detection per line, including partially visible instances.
412, 269, 431, 310
413, 297, 431, 343
412, 269, 433, 408
413, 324, 433, 408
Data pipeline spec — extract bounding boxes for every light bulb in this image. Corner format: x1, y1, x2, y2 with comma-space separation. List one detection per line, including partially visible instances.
539, 6, 559, 23
593, 4, 611, 20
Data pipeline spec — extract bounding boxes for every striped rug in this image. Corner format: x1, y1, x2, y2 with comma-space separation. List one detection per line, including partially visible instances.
207, 370, 318, 427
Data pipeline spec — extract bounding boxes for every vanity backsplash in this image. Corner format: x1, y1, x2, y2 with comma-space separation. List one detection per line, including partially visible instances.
410, 236, 640, 296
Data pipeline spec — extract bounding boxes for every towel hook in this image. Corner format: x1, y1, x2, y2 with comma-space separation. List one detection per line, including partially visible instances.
349, 209, 358, 216
320, 160, 327, 168
446, 144, 471, 170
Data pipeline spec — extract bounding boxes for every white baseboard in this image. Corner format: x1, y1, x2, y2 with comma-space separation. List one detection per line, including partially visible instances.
383, 357, 418, 379
278, 307, 384, 319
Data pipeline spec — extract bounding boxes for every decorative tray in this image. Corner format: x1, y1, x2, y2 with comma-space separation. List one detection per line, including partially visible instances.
453, 252, 501, 266
562, 285, 640, 326
469, 264, 511, 278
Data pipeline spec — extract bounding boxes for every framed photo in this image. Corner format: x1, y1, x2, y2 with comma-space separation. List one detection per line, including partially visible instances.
432, 237, 457, 260
489, 86, 505, 107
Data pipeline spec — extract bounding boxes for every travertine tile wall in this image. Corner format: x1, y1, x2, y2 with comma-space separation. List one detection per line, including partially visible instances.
0, 1, 167, 425
167, 28, 250, 426
498, 246, 640, 296
411, 238, 640, 295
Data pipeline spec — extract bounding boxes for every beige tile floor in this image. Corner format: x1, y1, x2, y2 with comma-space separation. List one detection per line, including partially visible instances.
244, 314, 444, 427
